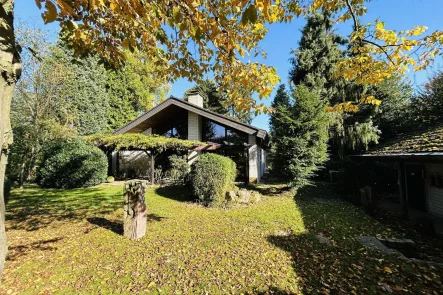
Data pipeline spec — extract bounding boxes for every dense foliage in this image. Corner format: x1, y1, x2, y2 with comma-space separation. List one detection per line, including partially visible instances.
85, 134, 204, 154
38, 140, 108, 189
184, 80, 252, 124
7, 25, 169, 186
289, 13, 379, 156
289, 12, 345, 102
272, 86, 329, 189
190, 153, 236, 206
106, 50, 169, 131
166, 155, 190, 184
412, 71, 443, 125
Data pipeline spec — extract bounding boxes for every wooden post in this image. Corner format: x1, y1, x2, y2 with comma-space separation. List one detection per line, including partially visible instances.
398, 162, 409, 219
123, 180, 148, 240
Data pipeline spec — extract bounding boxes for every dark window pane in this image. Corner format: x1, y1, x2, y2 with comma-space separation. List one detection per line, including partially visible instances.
226, 129, 248, 145
204, 120, 226, 143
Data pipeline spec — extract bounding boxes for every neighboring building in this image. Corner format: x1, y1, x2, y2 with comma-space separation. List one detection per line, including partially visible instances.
353, 123, 443, 218
112, 93, 269, 183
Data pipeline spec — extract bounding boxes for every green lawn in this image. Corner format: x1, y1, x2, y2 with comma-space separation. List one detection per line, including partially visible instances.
1, 182, 442, 294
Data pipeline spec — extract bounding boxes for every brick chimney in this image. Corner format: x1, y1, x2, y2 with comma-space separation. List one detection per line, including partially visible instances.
187, 89, 204, 108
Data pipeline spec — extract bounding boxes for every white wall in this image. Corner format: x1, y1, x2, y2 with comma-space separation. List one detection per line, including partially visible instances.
426, 164, 443, 217
187, 111, 202, 165
248, 134, 258, 183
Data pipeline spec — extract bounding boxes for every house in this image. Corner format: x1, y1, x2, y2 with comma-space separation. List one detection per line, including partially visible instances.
352, 123, 443, 224
111, 91, 269, 183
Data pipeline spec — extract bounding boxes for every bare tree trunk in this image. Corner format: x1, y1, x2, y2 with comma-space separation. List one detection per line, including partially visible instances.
123, 180, 147, 240
0, 0, 19, 280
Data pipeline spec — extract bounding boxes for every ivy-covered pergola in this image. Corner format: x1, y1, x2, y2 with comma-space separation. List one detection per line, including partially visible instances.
85, 134, 205, 184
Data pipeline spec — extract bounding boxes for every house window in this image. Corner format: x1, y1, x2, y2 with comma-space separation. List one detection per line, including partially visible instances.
155, 120, 188, 139
163, 127, 179, 138
203, 119, 247, 145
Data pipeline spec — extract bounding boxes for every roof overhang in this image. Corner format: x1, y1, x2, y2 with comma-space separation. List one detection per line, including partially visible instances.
113, 97, 268, 140
351, 152, 443, 163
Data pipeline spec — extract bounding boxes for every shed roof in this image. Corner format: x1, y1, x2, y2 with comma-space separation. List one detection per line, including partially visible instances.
352, 123, 443, 161
367, 123, 443, 155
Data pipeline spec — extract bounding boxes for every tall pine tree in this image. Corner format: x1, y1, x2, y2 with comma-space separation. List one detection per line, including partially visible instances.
289, 12, 379, 157
269, 84, 292, 176
273, 86, 329, 189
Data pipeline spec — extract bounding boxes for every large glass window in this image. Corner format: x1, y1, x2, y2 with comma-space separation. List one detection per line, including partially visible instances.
203, 119, 248, 145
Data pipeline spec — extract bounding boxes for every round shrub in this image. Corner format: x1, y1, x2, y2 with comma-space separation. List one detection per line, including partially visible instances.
190, 153, 236, 206
106, 176, 115, 183
38, 140, 108, 189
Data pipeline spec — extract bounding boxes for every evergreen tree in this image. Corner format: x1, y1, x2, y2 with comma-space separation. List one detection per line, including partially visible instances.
48, 43, 109, 136
269, 84, 292, 176
184, 80, 252, 123
289, 12, 379, 156
269, 84, 291, 138
273, 86, 329, 189
106, 50, 169, 131
289, 12, 345, 102
411, 71, 443, 124
372, 75, 414, 140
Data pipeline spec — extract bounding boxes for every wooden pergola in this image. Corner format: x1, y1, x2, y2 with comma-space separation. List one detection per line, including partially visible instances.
85, 134, 206, 184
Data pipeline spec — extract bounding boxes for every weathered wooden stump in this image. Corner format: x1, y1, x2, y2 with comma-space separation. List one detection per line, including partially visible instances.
123, 180, 148, 240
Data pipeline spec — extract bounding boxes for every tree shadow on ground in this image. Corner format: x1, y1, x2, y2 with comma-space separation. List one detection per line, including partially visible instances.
265, 182, 443, 294
6, 186, 123, 231
154, 185, 195, 203
87, 217, 123, 235
87, 214, 165, 235
7, 237, 64, 262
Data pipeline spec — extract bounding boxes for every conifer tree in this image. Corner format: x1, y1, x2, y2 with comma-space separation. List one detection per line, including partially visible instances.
269, 84, 292, 176
289, 12, 345, 102
273, 86, 329, 189
289, 12, 379, 156
184, 80, 252, 124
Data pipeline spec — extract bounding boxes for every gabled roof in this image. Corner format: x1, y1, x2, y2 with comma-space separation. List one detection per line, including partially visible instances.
113, 97, 268, 140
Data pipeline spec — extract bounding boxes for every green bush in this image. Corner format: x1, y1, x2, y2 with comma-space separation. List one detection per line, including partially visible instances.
38, 139, 108, 189
167, 154, 190, 184
106, 176, 115, 183
190, 153, 236, 206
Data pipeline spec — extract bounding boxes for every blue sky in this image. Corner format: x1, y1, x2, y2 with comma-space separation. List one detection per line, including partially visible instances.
16, 0, 443, 130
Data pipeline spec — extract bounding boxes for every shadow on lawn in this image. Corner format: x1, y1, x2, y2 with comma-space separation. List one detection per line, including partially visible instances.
87, 214, 165, 235
7, 237, 64, 261
6, 186, 123, 231
263, 183, 443, 294
154, 185, 195, 202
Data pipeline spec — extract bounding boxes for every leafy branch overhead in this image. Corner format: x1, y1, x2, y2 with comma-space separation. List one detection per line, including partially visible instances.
85, 134, 205, 154
35, 0, 443, 113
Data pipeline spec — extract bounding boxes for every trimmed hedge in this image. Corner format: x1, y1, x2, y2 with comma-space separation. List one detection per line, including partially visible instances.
190, 153, 236, 206
38, 140, 108, 189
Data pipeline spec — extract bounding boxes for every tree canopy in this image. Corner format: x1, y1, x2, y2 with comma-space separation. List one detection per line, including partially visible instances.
35, 0, 443, 113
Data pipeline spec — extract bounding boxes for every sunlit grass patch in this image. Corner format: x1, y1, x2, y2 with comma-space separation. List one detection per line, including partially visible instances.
1, 182, 441, 294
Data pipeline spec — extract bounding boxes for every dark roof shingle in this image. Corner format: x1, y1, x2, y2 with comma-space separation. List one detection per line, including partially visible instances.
368, 123, 443, 155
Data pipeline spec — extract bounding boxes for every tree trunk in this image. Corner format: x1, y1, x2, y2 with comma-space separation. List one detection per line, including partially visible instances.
123, 180, 147, 240
0, 0, 19, 280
